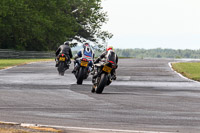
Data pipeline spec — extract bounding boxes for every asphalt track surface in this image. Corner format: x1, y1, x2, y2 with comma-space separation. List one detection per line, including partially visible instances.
0, 59, 200, 133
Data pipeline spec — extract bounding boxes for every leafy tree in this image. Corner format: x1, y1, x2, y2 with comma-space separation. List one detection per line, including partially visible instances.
0, 0, 112, 51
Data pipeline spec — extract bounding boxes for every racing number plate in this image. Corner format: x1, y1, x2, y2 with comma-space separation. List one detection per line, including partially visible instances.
81, 61, 88, 67
59, 57, 65, 61
102, 65, 112, 73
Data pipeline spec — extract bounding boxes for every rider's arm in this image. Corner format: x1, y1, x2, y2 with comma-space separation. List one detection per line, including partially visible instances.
116, 54, 118, 64
94, 52, 106, 63
100, 51, 107, 59
77, 51, 82, 57
74, 51, 82, 60
55, 47, 61, 56
93, 53, 95, 60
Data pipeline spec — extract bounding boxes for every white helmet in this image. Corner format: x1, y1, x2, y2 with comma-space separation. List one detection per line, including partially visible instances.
83, 43, 91, 53
106, 46, 114, 51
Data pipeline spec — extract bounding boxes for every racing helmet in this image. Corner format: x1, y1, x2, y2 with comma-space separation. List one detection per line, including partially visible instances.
106, 46, 114, 51
64, 41, 69, 45
83, 43, 91, 53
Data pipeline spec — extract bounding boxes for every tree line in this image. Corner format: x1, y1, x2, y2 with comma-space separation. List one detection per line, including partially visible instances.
114, 48, 200, 59
0, 0, 112, 51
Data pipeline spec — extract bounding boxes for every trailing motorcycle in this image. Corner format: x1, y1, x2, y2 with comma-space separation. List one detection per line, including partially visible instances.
74, 56, 92, 85
57, 53, 70, 76
92, 59, 117, 94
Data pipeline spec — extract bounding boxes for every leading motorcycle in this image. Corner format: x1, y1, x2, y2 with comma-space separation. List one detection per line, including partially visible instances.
57, 53, 70, 76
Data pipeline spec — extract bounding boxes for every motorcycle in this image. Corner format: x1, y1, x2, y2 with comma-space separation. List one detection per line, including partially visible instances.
74, 56, 92, 85
57, 53, 70, 76
92, 59, 117, 94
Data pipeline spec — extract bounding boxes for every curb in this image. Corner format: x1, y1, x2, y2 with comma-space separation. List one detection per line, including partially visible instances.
0, 121, 61, 132
0, 60, 53, 71
0, 121, 20, 125
0, 121, 36, 127
0, 121, 174, 133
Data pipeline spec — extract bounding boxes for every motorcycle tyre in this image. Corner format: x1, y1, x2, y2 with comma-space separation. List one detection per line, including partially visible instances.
58, 62, 65, 76
77, 67, 85, 85
95, 73, 107, 94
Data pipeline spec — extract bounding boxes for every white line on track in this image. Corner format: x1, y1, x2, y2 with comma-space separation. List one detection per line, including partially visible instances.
37, 124, 175, 133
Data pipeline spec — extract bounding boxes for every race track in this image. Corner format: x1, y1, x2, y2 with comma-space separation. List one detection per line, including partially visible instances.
0, 58, 200, 133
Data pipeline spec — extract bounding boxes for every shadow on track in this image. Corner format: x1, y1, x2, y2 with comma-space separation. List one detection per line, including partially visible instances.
96, 92, 140, 95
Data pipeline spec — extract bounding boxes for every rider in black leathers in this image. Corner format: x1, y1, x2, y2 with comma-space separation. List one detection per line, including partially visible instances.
55, 41, 73, 67
93, 46, 118, 80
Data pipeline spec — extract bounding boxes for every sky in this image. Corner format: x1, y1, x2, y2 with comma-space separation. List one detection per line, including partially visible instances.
101, 0, 200, 50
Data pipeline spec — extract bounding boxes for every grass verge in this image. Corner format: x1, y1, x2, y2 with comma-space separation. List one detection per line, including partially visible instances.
0, 127, 62, 133
0, 128, 29, 133
0, 59, 54, 70
172, 62, 200, 81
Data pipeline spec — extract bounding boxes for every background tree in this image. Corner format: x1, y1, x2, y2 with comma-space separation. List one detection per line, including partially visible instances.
0, 0, 112, 51
115, 48, 200, 59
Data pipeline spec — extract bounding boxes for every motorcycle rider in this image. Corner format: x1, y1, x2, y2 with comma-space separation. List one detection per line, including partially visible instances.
72, 43, 95, 73
55, 41, 73, 67
91, 45, 118, 93
93, 45, 118, 80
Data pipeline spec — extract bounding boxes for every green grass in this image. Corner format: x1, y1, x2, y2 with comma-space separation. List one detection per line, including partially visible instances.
172, 62, 200, 81
0, 59, 53, 70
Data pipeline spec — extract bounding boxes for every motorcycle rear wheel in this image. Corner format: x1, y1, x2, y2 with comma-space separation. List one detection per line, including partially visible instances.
58, 62, 65, 76
96, 73, 107, 94
77, 67, 85, 85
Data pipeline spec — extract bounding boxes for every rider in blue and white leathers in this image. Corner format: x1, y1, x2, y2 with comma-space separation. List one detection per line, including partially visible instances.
72, 43, 95, 73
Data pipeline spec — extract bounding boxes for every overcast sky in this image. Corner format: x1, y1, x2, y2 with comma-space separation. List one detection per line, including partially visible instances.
101, 0, 200, 49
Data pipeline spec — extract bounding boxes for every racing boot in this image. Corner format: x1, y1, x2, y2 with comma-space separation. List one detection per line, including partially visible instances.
90, 67, 95, 75
111, 69, 117, 80
72, 62, 78, 73
72, 67, 76, 73
66, 64, 69, 69
91, 84, 96, 93
55, 58, 59, 67
88, 66, 93, 73
112, 74, 116, 80
72, 66, 78, 73
111, 70, 117, 80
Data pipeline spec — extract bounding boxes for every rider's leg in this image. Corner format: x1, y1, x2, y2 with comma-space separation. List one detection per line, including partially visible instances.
65, 55, 70, 69
88, 61, 93, 72
72, 60, 78, 73
91, 75, 97, 93
111, 69, 117, 80
55, 57, 59, 67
